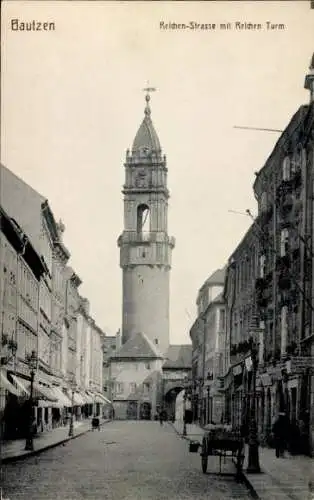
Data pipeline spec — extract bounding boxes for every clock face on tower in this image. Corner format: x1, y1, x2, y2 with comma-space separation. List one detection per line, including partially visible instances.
135, 170, 148, 188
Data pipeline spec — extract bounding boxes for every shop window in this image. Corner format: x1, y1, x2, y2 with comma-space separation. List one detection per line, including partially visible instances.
260, 192, 268, 212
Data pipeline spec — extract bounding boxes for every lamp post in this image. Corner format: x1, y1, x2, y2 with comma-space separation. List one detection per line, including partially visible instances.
183, 389, 187, 436
25, 350, 37, 451
246, 337, 261, 473
182, 376, 189, 436
206, 386, 210, 425
68, 377, 76, 437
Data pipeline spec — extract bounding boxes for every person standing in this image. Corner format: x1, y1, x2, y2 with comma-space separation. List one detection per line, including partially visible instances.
272, 412, 289, 458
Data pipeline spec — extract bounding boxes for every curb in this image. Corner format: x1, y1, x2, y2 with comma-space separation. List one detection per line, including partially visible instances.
2, 419, 113, 464
168, 422, 201, 442
238, 472, 261, 499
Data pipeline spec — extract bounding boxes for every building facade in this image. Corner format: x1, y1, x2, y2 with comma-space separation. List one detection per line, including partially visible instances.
222, 223, 260, 432
250, 58, 314, 453
109, 332, 164, 420
189, 268, 225, 424
0, 164, 109, 439
218, 57, 314, 455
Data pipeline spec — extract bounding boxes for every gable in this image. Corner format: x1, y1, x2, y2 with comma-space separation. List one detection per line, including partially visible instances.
112, 331, 163, 360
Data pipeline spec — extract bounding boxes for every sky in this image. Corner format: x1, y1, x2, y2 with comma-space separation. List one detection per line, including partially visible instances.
1, 1, 314, 344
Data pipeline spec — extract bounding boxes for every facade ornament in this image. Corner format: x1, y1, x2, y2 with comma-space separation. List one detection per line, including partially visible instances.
57, 219, 65, 236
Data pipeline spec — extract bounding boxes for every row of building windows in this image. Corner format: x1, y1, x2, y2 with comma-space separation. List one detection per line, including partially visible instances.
235, 248, 258, 292
52, 260, 65, 298
18, 259, 38, 311
16, 321, 37, 360
259, 227, 297, 278
18, 296, 37, 332
282, 151, 302, 181
40, 221, 53, 274
259, 151, 303, 213
114, 381, 151, 395
39, 281, 52, 321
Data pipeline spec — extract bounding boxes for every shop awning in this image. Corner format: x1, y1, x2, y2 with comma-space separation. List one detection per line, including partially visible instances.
1, 371, 20, 396
51, 386, 73, 407
66, 391, 85, 406
11, 374, 30, 397
84, 392, 94, 404
94, 393, 112, 405
33, 381, 58, 402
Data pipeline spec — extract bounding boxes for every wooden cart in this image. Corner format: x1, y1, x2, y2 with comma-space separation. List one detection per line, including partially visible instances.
200, 427, 244, 477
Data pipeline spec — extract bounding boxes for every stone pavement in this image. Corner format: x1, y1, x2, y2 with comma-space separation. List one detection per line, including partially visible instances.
170, 420, 314, 500
1, 417, 111, 463
2, 421, 253, 500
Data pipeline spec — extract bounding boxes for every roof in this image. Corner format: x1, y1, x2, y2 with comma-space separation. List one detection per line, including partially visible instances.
0, 164, 70, 260
212, 291, 224, 303
111, 332, 164, 359
163, 344, 192, 369
132, 95, 161, 153
200, 267, 226, 292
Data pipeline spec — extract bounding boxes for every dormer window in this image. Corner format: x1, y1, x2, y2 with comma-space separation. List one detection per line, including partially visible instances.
282, 157, 291, 180
259, 255, 266, 278
291, 149, 302, 174
260, 192, 268, 212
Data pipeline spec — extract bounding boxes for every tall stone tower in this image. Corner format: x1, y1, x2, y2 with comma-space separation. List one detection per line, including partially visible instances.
118, 90, 175, 355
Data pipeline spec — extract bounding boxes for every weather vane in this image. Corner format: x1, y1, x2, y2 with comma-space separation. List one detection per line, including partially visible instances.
143, 81, 157, 96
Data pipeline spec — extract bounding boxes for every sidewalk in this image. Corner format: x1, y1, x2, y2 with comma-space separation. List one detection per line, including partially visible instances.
170, 420, 314, 500
1, 417, 112, 464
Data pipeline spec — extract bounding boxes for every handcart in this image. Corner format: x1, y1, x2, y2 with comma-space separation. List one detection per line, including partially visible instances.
190, 425, 245, 478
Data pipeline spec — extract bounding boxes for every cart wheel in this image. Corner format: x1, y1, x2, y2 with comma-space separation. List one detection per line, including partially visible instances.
201, 438, 208, 474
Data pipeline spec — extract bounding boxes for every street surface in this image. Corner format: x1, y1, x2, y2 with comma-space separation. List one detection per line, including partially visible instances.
1, 421, 253, 500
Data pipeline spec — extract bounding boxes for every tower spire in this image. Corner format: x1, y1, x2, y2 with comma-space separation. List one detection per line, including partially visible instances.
142, 83, 156, 117
131, 83, 161, 154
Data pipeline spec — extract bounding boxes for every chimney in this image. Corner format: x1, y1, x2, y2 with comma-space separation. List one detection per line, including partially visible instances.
304, 53, 314, 103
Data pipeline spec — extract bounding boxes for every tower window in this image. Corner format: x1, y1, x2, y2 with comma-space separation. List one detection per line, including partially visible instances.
137, 204, 150, 234
154, 338, 158, 345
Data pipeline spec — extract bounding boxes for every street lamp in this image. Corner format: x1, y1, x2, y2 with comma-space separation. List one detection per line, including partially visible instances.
246, 336, 261, 473
68, 377, 76, 437
25, 350, 37, 451
183, 389, 187, 437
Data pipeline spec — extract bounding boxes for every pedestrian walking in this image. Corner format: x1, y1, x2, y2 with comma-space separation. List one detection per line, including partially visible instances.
159, 410, 164, 426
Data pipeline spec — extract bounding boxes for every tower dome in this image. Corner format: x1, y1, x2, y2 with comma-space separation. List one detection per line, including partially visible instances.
132, 93, 161, 154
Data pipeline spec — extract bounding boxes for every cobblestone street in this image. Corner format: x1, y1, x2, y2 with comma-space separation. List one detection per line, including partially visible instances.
1, 421, 253, 500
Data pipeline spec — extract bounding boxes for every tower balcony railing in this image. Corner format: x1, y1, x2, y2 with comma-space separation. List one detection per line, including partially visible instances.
118, 231, 175, 247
